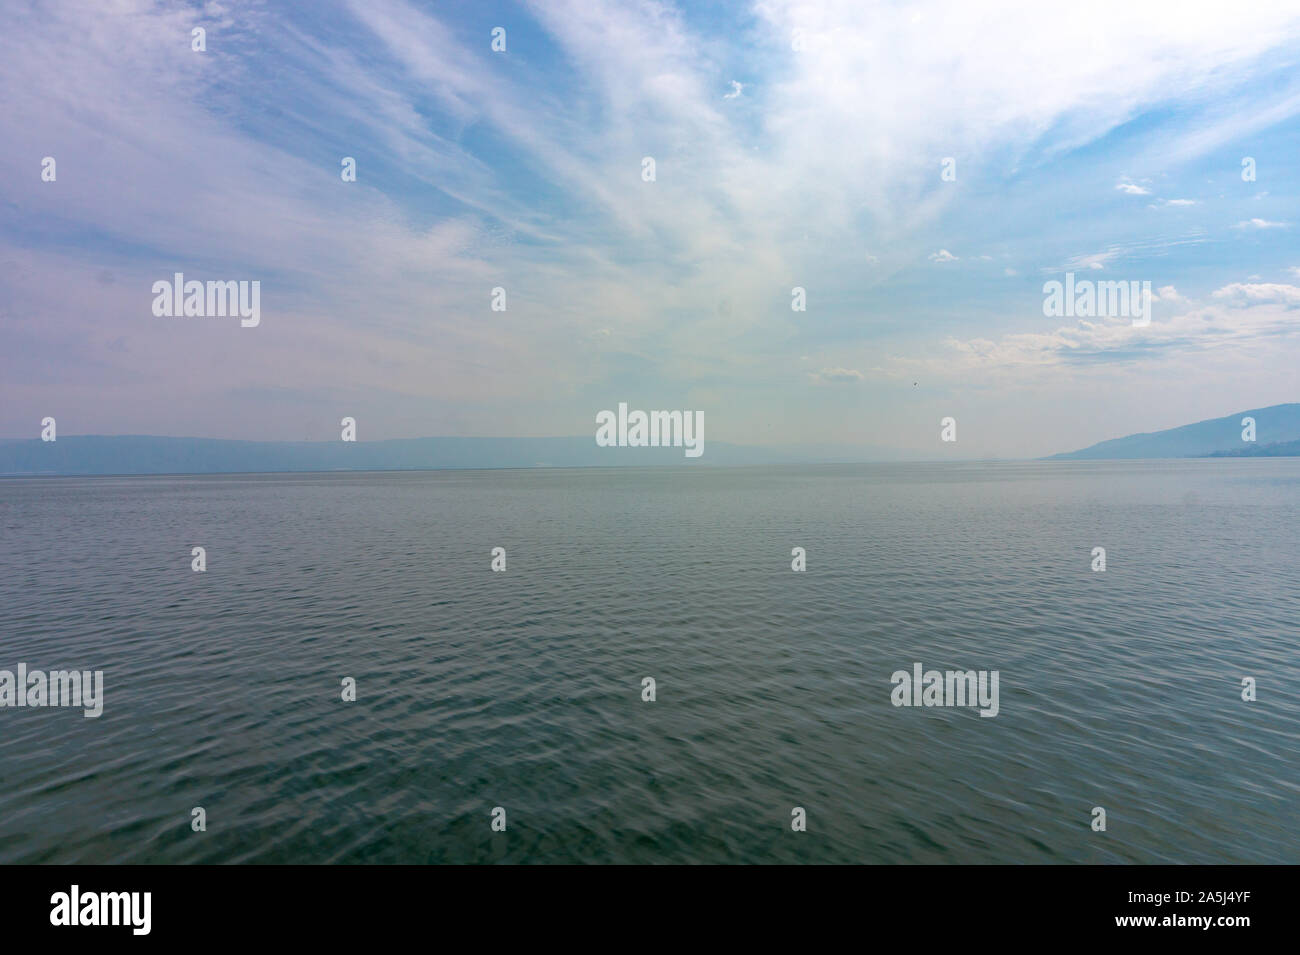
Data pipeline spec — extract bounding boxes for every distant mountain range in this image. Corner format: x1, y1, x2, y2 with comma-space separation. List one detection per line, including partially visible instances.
0, 434, 918, 476
2, 404, 1296, 476
1046, 403, 1300, 460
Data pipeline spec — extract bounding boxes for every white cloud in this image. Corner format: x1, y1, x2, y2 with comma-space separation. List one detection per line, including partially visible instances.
1211, 282, 1300, 307
929, 249, 959, 262
724, 80, 744, 99
1233, 218, 1290, 229
875, 280, 1300, 391
939, 302, 1299, 372
811, 366, 865, 383
1116, 181, 1151, 195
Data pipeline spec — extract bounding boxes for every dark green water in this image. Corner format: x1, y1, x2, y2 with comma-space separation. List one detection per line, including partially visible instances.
0, 461, 1296, 863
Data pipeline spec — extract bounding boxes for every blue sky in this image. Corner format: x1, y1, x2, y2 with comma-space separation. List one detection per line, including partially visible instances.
3, 0, 1300, 457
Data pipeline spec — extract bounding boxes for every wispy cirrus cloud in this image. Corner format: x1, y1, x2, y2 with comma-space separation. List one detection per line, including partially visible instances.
3, 0, 1300, 456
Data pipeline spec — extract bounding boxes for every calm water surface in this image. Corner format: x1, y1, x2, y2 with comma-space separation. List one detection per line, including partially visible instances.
0, 461, 1296, 863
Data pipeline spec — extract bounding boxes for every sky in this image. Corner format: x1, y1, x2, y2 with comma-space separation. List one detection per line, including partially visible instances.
2, 0, 1299, 458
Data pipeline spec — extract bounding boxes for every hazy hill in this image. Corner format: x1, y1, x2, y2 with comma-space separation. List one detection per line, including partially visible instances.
1047, 403, 1300, 459
0, 434, 919, 476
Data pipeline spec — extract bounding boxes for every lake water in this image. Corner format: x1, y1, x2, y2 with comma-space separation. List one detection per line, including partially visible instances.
0, 461, 1296, 863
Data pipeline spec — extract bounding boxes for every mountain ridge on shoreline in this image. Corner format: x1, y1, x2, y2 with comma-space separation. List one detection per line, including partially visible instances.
1045, 403, 1300, 460
3, 403, 1298, 475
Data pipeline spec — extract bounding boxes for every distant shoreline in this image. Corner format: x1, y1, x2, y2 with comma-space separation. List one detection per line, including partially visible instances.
2, 404, 1298, 475
5, 457, 1298, 480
